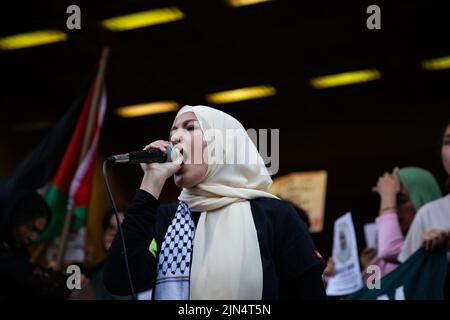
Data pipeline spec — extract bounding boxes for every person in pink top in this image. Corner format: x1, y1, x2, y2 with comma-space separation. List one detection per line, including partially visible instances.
361, 166, 442, 282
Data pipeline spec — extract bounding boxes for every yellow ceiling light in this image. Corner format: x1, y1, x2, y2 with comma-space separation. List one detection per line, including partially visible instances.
421, 56, 450, 71
0, 29, 67, 50
206, 85, 276, 104
310, 69, 382, 89
100, 7, 184, 31
226, 0, 272, 7
116, 101, 179, 118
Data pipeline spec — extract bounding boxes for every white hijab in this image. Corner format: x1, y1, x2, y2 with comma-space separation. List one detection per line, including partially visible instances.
175, 105, 277, 300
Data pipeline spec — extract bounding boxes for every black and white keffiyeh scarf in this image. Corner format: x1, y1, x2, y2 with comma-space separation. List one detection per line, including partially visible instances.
154, 201, 195, 300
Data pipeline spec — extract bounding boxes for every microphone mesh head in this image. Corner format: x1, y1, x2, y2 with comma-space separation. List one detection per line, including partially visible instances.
165, 144, 176, 162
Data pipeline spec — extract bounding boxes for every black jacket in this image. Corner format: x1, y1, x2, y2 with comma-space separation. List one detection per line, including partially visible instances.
104, 189, 326, 299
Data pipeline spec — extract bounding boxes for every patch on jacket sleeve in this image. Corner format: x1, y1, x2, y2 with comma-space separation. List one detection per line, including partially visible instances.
149, 238, 157, 258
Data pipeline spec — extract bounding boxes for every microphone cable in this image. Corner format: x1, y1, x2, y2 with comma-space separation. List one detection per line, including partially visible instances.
102, 159, 137, 300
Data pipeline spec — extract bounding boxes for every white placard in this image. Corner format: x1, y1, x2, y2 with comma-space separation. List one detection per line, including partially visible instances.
326, 212, 363, 296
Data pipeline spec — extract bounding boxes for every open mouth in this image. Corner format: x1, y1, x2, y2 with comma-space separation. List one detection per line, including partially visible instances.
179, 148, 185, 167
175, 148, 185, 175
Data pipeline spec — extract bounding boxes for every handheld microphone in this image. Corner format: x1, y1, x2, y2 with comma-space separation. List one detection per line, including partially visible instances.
107, 144, 177, 164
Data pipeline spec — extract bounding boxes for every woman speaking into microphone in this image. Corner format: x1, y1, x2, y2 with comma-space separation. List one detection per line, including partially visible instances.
103, 105, 326, 300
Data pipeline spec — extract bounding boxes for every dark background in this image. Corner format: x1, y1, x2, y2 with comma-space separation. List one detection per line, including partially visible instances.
1, 0, 449, 257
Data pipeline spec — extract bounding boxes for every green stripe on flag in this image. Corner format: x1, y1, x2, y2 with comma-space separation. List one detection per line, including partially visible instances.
72, 206, 88, 231
37, 185, 89, 240
38, 184, 68, 241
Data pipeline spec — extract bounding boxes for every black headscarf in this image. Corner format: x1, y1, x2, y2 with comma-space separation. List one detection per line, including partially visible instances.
0, 189, 51, 247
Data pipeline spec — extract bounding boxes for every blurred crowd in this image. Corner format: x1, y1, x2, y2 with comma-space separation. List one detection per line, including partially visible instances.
1, 119, 449, 300
322, 119, 450, 299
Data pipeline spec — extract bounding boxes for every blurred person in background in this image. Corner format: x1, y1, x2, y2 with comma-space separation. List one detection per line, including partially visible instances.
323, 166, 442, 286
0, 190, 71, 299
85, 208, 131, 300
399, 120, 450, 299
360, 166, 442, 282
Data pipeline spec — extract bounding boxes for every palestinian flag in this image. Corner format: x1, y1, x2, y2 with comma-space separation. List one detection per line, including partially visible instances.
0, 52, 108, 251
39, 83, 107, 241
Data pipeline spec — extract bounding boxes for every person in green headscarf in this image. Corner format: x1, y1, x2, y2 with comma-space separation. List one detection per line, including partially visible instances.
373, 166, 442, 236
359, 166, 442, 281
396, 167, 443, 234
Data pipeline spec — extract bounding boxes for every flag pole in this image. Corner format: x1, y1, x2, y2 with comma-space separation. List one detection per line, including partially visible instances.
54, 47, 110, 270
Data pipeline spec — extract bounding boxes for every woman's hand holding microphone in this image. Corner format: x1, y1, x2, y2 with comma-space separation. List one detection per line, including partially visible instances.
140, 140, 183, 199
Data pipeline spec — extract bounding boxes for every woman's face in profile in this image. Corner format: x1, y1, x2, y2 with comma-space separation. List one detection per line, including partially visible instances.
170, 112, 208, 188
12, 216, 47, 248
